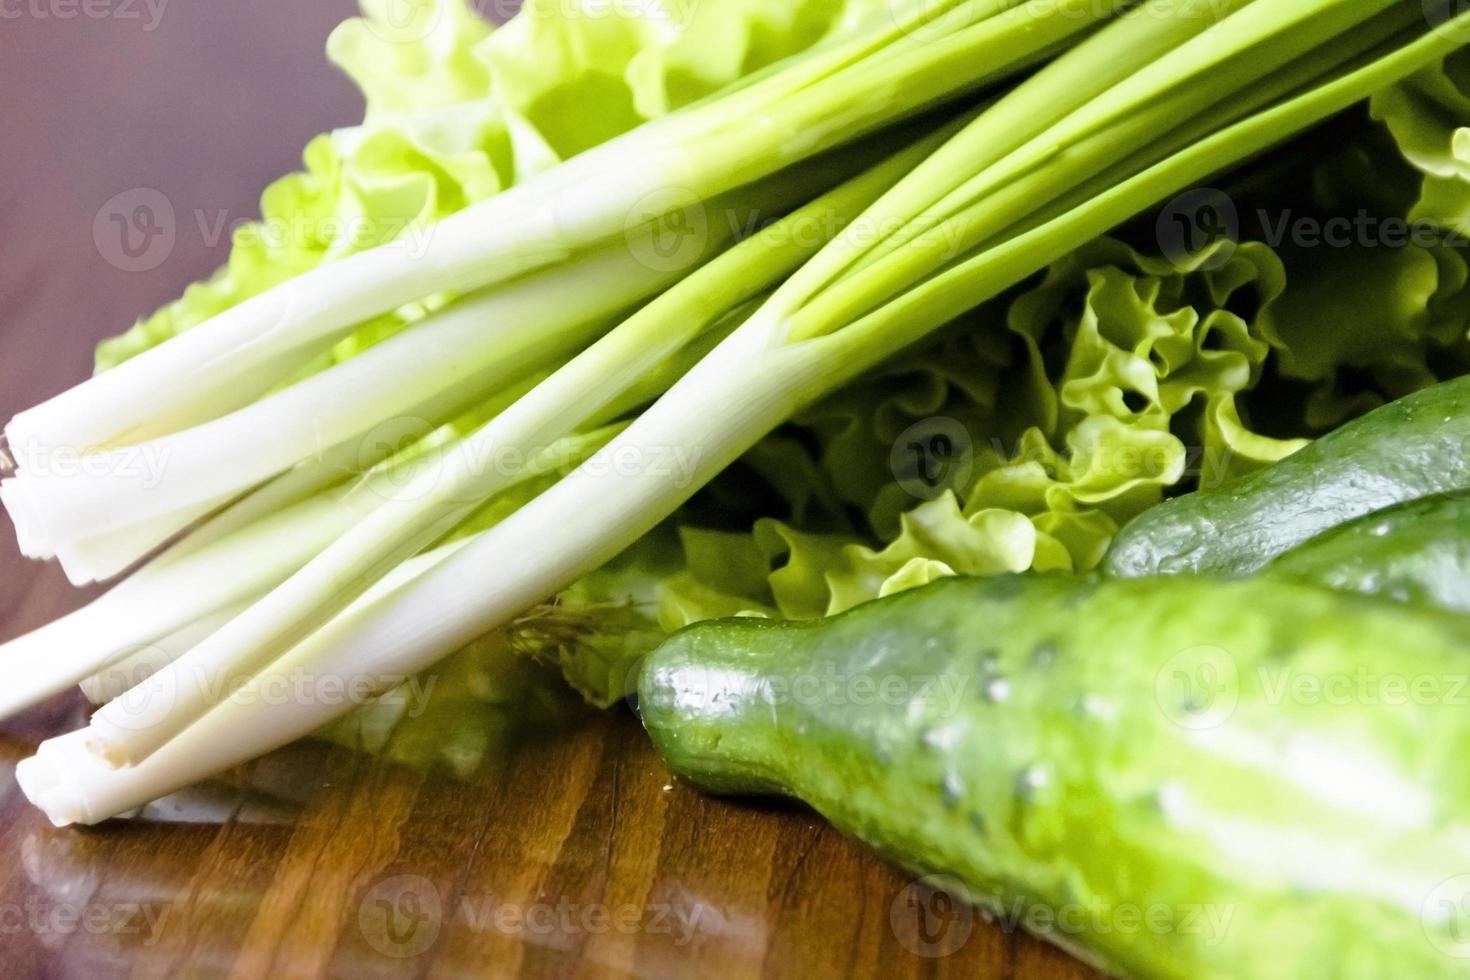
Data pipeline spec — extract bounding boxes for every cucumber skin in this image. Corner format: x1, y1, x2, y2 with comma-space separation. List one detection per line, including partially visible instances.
639, 575, 1470, 980
1269, 492, 1470, 613
1104, 375, 1470, 579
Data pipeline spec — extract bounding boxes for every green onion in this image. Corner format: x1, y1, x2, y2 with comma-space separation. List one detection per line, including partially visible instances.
7, 0, 1470, 824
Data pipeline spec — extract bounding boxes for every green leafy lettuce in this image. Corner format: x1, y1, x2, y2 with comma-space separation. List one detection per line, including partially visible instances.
513, 58, 1470, 711
641, 67, 1470, 633
659, 237, 1302, 624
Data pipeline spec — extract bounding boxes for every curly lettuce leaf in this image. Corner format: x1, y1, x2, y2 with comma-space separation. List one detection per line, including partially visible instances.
647, 89, 1470, 631
1371, 47, 1470, 234
657, 234, 1308, 622
1246, 97, 1470, 429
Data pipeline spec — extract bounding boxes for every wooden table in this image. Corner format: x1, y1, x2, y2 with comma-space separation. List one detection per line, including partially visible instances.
0, 5, 1103, 977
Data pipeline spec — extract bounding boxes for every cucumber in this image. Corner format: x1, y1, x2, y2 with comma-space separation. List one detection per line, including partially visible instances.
1104, 375, 1470, 578
639, 574, 1470, 980
1267, 491, 1470, 613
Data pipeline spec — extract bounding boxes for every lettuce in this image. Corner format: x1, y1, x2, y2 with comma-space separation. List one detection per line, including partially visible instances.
1372, 47, 1470, 235
603, 60, 1470, 632
655, 236, 1292, 622
654, 136, 1470, 626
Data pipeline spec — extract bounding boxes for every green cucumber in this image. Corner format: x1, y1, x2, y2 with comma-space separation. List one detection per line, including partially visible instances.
639, 574, 1470, 980
1104, 375, 1470, 578
1267, 491, 1470, 613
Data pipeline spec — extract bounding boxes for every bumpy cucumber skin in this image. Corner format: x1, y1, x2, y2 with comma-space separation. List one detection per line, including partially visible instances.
1269, 492, 1470, 613
640, 575, 1470, 980
1104, 376, 1470, 578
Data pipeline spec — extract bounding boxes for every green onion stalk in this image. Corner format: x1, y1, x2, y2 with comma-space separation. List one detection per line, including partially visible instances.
11, 0, 1470, 824
1, 0, 1115, 584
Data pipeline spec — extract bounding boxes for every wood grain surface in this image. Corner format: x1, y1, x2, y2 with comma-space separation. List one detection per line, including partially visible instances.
0, 4, 1105, 978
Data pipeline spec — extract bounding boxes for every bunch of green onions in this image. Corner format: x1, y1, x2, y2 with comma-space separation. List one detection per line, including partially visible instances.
5, 0, 1469, 824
